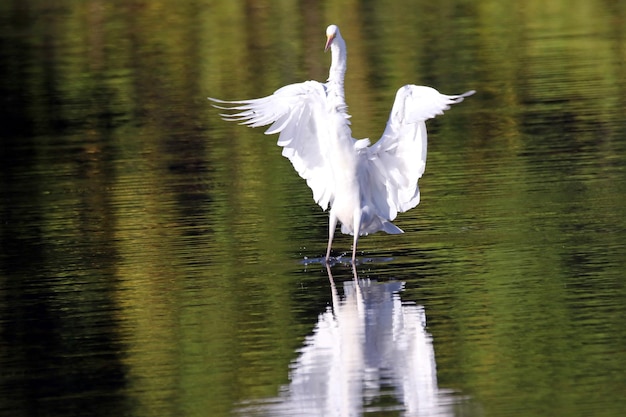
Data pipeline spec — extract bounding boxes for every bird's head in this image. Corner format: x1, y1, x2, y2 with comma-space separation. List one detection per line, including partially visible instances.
325, 24, 339, 52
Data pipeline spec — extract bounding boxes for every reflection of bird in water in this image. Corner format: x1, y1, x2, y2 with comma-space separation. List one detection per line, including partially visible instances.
211, 25, 474, 263
237, 264, 457, 417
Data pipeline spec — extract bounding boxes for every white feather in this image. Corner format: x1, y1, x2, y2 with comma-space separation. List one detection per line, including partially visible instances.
210, 25, 474, 262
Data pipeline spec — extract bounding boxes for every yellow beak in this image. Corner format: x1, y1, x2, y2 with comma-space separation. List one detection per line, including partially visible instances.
324, 34, 335, 52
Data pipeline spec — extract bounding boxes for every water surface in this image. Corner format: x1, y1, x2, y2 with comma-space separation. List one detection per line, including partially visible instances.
1, 1, 626, 417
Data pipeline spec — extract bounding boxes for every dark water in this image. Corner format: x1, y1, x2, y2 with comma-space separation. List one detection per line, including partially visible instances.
1, 1, 626, 417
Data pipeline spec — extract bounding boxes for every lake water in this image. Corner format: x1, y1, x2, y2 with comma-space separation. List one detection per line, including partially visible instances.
1, 1, 626, 416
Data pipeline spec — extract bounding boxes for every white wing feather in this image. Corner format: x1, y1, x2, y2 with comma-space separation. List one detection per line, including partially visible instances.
210, 81, 337, 210
365, 86, 475, 220
211, 83, 474, 232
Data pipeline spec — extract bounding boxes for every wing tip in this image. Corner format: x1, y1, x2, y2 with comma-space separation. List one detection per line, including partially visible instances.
450, 89, 476, 104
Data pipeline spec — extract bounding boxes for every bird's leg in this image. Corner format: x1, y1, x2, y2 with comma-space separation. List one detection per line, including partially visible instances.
325, 211, 338, 262
351, 234, 359, 263
351, 208, 362, 264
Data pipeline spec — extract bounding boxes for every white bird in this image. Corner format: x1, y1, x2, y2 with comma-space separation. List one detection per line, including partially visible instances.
210, 24, 474, 263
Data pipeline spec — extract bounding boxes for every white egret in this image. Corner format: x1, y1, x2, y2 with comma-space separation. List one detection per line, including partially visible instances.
210, 24, 474, 263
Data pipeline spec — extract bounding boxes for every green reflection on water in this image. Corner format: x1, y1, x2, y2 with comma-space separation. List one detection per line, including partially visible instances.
1, 0, 626, 417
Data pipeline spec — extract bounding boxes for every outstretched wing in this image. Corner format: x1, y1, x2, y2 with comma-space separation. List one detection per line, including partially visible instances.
210, 81, 342, 211
364, 85, 475, 220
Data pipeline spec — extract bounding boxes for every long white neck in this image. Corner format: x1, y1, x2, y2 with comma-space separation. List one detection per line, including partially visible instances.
327, 33, 347, 92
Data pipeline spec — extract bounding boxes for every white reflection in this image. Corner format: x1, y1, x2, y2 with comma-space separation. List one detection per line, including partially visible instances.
240, 264, 455, 417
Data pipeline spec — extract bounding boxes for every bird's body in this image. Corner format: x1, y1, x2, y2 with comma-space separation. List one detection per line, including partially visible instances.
211, 25, 474, 263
